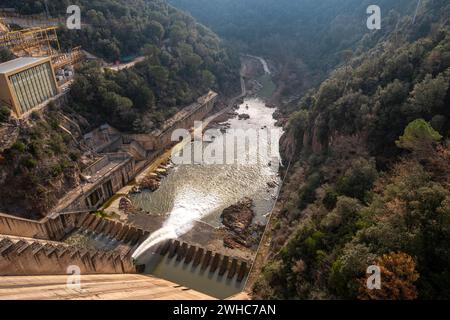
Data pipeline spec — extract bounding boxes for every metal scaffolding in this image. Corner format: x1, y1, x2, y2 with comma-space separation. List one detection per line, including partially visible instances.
0, 26, 60, 57
0, 24, 85, 73
51, 46, 85, 70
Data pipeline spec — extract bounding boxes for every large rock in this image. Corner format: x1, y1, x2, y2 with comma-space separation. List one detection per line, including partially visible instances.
119, 197, 133, 212
140, 176, 160, 191
221, 197, 254, 234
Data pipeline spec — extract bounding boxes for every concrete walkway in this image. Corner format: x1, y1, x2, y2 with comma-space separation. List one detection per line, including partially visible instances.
0, 274, 214, 300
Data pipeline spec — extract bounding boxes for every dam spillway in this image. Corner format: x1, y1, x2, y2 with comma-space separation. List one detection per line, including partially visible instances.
154, 239, 249, 283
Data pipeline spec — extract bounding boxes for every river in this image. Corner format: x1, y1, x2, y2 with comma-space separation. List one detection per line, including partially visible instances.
131, 56, 281, 298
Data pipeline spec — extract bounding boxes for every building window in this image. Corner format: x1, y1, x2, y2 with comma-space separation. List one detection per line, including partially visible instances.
9, 62, 57, 114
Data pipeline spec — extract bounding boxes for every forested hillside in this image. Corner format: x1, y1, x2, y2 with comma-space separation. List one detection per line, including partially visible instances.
251, 0, 450, 299
170, 0, 442, 102
2, 0, 240, 132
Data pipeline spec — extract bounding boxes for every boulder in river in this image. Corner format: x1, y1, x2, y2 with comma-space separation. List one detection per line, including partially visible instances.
221, 197, 254, 234
119, 197, 134, 213
238, 113, 250, 120
140, 176, 160, 191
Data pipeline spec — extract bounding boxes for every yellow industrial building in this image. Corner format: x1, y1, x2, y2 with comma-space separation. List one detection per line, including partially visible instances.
0, 56, 59, 117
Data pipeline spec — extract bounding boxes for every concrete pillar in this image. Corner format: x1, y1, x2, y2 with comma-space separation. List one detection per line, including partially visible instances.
201, 250, 212, 271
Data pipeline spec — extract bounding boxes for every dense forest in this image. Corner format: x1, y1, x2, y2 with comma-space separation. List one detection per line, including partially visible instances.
170, 0, 423, 99
169, 0, 450, 299
2, 0, 240, 132
246, 0, 450, 300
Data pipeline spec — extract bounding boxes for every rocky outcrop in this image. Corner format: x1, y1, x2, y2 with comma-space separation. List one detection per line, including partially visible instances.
220, 198, 263, 249
139, 176, 160, 191
221, 197, 254, 234
119, 197, 134, 213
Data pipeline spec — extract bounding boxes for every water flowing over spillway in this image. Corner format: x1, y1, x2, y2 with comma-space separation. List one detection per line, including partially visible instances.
130, 56, 280, 298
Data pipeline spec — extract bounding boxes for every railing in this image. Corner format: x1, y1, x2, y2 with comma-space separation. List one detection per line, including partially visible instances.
82, 152, 131, 177
52, 46, 85, 70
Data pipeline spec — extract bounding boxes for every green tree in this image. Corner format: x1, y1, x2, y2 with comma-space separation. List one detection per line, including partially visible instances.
336, 159, 378, 203
0, 48, 14, 63
410, 73, 450, 116
0, 106, 11, 122
396, 119, 442, 155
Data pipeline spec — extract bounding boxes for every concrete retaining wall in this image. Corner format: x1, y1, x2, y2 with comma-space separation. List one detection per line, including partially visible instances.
0, 213, 150, 276
0, 236, 140, 276
75, 213, 150, 246
0, 212, 75, 241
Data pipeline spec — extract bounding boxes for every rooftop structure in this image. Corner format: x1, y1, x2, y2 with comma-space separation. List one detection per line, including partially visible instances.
0, 25, 60, 57
0, 56, 45, 73
0, 56, 59, 117
0, 20, 86, 83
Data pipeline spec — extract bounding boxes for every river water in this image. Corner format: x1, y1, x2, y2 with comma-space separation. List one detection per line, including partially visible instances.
131, 58, 281, 298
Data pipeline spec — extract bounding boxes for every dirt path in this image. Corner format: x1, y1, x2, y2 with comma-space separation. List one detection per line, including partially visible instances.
106, 56, 146, 72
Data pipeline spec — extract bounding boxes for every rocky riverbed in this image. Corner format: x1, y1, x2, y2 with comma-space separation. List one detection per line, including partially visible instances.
221, 198, 265, 251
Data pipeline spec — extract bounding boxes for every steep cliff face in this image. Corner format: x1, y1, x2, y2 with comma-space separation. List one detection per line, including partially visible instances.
0, 109, 83, 219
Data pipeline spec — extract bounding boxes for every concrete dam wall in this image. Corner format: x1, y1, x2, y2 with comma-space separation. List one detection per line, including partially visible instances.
0, 212, 76, 241
155, 239, 249, 282
0, 236, 140, 276
0, 213, 149, 276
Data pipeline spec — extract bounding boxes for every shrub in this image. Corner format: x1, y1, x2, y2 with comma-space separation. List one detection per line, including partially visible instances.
323, 187, 338, 210
11, 142, 26, 153
21, 157, 37, 169
336, 159, 378, 203
0, 106, 11, 122
297, 172, 322, 209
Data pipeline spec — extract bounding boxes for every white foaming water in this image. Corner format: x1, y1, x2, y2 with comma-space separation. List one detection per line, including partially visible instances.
132, 190, 220, 260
